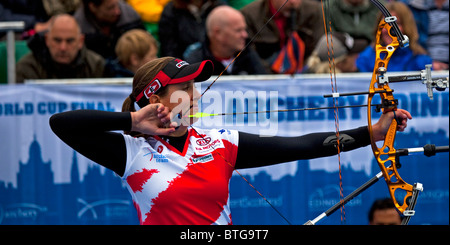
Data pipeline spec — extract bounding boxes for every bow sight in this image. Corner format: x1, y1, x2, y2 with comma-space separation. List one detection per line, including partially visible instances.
387, 64, 449, 100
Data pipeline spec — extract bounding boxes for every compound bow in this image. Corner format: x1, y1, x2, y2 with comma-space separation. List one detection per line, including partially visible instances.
318, 0, 449, 224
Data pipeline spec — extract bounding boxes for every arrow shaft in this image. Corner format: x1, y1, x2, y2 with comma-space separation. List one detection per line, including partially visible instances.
190, 104, 377, 118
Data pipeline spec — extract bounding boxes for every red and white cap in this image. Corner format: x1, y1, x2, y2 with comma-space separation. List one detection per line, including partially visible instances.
134, 58, 214, 108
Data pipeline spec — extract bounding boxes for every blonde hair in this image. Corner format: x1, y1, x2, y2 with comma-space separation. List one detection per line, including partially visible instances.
306, 52, 347, 74
115, 29, 158, 67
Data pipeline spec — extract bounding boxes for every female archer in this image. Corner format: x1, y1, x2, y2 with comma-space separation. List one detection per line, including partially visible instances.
49, 57, 412, 225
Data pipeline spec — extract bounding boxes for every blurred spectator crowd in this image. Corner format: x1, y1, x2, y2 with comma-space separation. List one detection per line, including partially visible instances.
0, 0, 448, 83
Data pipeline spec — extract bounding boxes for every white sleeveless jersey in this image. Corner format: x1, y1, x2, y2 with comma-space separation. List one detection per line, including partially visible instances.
121, 127, 239, 225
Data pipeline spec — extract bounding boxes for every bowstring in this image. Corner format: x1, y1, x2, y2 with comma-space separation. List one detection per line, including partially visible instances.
320, 0, 345, 224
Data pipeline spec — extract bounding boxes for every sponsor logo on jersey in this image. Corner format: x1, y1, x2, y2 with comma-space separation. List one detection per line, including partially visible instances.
191, 154, 214, 164
196, 137, 211, 146
144, 147, 168, 163
193, 138, 224, 155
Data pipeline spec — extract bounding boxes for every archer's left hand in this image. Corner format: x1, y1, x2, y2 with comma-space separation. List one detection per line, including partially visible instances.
372, 109, 412, 142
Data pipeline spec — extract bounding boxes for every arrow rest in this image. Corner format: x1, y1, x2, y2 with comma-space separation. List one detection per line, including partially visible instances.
375, 98, 398, 113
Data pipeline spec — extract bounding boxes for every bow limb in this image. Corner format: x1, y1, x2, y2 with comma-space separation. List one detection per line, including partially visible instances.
367, 17, 415, 214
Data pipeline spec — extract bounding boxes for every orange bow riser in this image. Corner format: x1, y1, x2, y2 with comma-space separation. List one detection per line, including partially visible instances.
366, 17, 415, 215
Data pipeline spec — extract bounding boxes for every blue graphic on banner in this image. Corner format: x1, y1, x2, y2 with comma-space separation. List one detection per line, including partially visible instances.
0, 137, 138, 224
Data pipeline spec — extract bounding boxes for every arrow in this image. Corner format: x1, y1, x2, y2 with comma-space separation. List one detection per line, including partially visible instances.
186, 104, 379, 118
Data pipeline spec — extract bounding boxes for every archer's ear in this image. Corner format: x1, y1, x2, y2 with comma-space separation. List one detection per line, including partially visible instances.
149, 95, 160, 104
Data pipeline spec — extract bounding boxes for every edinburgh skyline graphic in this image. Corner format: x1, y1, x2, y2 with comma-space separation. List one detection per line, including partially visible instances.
0, 136, 138, 225
0, 129, 448, 225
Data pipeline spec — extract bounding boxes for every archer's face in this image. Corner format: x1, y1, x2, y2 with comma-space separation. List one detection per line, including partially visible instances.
155, 80, 200, 126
